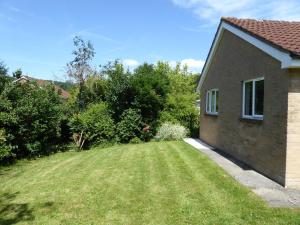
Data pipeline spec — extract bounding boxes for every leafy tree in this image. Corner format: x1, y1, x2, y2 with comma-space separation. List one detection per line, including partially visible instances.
104, 61, 135, 121
67, 36, 95, 110
0, 61, 9, 93
13, 68, 22, 79
160, 62, 199, 137
82, 74, 107, 105
131, 63, 169, 127
0, 82, 63, 158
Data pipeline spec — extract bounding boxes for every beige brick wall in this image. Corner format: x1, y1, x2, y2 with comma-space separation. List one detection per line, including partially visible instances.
200, 30, 289, 186
286, 69, 300, 188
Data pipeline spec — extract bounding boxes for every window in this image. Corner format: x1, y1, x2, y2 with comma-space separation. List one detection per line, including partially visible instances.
243, 78, 264, 119
206, 89, 219, 114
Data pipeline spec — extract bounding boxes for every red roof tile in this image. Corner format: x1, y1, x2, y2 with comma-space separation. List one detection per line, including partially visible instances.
222, 17, 300, 57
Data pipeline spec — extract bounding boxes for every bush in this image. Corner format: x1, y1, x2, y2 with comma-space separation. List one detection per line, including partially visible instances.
0, 82, 63, 158
116, 109, 142, 143
69, 103, 115, 149
129, 137, 142, 144
0, 129, 13, 161
155, 122, 188, 141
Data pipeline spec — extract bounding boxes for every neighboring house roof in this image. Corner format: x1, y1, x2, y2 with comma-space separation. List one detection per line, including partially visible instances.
12, 76, 29, 83
222, 17, 300, 58
197, 17, 300, 92
13, 76, 71, 99
35, 79, 71, 99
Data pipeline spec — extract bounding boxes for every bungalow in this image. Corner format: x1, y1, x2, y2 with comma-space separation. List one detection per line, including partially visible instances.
197, 17, 300, 188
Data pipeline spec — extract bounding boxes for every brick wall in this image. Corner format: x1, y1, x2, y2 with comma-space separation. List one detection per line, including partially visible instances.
200, 29, 289, 186
286, 69, 300, 188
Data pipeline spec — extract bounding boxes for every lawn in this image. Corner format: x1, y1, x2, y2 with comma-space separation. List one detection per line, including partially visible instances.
1, 141, 300, 225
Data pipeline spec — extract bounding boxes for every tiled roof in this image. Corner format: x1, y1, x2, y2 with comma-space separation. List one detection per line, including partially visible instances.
222, 17, 300, 57
14, 76, 71, 99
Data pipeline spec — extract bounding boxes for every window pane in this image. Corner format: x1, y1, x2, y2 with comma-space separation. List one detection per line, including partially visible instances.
255, 80, 264, 115
206, 91, 210, 112
216, 90, 219, 112
211, 91, 216, 113
244, 81, 253, 116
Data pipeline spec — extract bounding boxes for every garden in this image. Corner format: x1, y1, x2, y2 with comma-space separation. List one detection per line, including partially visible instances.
0, 36, 199, 163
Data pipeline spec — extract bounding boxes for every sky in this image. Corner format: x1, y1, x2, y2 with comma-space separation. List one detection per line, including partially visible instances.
1, 0, 300, 81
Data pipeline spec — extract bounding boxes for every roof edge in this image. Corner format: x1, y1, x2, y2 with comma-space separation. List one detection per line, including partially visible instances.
221, 17, 300, 58
197, 20, 300, 92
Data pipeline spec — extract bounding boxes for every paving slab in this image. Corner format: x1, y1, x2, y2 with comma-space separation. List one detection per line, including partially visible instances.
184, 138, 300, 208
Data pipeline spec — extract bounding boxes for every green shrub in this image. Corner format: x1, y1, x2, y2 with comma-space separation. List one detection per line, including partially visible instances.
116, 109, 142, 143
0, 129, 13, 161
0, 82, 63, 158
129, 137, 142, 144
155, 122, 188, 141
69, 103, 115, 149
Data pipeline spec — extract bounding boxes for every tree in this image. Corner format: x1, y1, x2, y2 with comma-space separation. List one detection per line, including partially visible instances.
159, 62, 199, 137
131, 63, 170, 127
0, 81, 63, 158
13, 68, 22, 79
0, 61, 9, 93
67, 36, 95, 110
103, 61, 135, 121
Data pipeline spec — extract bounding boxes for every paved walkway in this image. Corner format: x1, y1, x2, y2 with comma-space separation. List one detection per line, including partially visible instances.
184, 138, 300, 208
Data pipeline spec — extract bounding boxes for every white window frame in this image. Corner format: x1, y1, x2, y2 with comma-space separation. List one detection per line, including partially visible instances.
206, 88, 219, 115
242, 77, 264, 120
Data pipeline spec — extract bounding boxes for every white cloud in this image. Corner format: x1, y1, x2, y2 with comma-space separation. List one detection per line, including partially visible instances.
171, 0, 300, 24
122, 59, 140, 68
169, 58, 205, 73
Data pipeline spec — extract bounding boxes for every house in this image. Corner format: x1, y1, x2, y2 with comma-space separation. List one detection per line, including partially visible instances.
14, 75, 71, 99
197, 17, 300, 188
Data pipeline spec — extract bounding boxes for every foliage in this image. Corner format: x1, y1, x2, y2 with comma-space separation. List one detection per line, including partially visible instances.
116, 108, 142, 143
0, 61, 9, 93
129, 137, 143, 144
0, 82, 63, 158
131, 63, 169, 126
81, 75, 107, 105
160, 62, 199, 137
104, 61, 135, 121
0, 129, 13, 160
155, 122, 188, 141
67, 36, 95, 110
69, 103, 115, 149
12, 68, 22, 79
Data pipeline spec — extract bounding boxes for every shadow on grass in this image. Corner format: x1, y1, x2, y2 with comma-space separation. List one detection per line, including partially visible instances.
0, 192, 54, 225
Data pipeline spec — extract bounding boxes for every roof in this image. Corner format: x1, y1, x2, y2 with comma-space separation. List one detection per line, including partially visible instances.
14, 76, 71, 99
36, 79, 71, 99
197, 17, 300, 92
222, 17, 300, 57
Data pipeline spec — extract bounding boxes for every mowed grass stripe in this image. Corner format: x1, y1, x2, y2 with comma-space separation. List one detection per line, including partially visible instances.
1, 141, 300, 225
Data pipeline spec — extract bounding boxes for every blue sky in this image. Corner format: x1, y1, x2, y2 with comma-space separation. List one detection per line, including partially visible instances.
1, 0, 300, 80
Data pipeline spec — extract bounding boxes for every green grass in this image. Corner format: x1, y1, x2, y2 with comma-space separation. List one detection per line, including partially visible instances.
1, 141, 300, 225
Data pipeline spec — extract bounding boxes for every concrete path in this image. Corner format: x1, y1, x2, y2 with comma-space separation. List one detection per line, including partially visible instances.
184, 138, 300, 208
